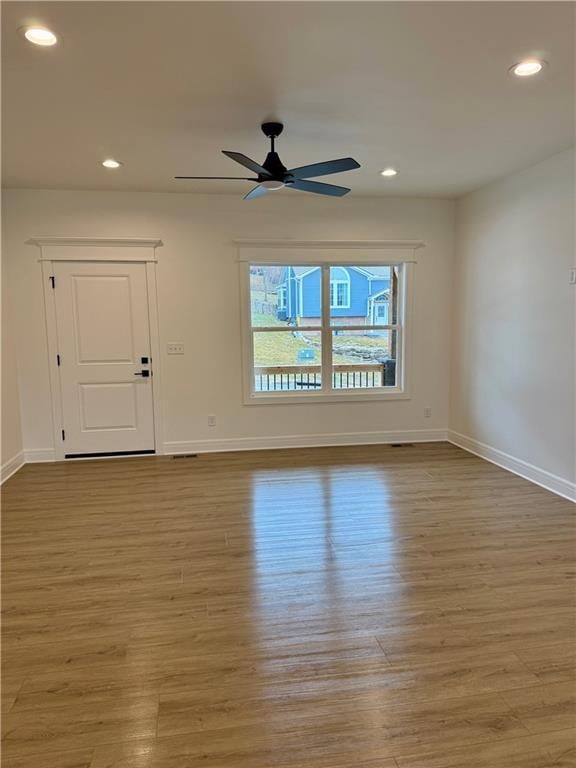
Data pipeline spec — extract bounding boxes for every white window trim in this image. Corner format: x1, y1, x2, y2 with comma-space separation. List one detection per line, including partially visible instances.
238, 244, 420, 405
235, 239, 424, 256
330, 268, 351, 309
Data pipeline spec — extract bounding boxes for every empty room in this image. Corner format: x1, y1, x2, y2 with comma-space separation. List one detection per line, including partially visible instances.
1, 1, 575, 766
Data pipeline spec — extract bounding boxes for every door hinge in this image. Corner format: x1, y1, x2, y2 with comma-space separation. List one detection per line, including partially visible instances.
61, 429, 65, 441
49, 275, 56, 289
56, 353, 61, 366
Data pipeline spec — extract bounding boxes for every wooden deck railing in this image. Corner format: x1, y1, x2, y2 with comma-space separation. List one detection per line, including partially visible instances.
254, 363, 395, 391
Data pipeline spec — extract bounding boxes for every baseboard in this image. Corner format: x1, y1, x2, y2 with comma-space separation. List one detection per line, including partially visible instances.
164, 429, 448, 456
1, 451, 25, 484
23, 448, 57, 463
9, 432, 573, 503
448, 430, 576, 503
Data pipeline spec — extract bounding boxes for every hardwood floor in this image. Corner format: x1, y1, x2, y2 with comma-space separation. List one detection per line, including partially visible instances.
2, 443, 575, 767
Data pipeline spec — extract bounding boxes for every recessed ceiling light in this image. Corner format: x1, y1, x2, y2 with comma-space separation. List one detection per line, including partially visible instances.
380, 168, 398, 177
511, 59, 545, 77
23, 27, 58, 46
102, 159, 123, 169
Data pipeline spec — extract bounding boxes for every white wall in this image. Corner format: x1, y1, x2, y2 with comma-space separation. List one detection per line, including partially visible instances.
450, 149, 575, 496
2, 190, 454, 455
1, 251, 24, 477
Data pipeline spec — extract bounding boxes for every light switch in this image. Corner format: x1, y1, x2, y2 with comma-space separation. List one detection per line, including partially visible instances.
167, 343, 184, 355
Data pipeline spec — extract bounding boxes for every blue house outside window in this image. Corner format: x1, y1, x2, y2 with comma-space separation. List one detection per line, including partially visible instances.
275, 265, 391, 324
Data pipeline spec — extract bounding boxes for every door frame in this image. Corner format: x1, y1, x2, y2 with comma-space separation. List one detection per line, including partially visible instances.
29, 237, 164, 461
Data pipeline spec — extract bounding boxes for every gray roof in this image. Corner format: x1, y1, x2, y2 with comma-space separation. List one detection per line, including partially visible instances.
363, 266, 391, 278
292, 265, 390, 279
292, 266, 314, 277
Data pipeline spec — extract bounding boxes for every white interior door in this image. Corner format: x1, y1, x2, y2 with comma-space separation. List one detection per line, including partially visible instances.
53, 261, 155, 456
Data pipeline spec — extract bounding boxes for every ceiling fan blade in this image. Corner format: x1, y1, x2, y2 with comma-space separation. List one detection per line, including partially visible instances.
244, 185, 269, 200
174, 176, 257, 180
222, 151, 272, 178
288, 157, 360, 180
287, 179, 350, 197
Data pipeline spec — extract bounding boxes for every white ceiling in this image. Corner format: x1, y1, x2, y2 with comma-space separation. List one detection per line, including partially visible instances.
2, 1, 574, 197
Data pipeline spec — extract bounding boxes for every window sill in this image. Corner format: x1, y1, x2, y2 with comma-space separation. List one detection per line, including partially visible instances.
244, 388, 410, 405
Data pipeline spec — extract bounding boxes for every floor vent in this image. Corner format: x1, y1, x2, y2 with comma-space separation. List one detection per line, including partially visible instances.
391, 443, 415, 448
172, 454, 198, 459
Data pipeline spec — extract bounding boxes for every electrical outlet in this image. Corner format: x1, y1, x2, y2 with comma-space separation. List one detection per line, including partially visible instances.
569, 268, 576, 285
207, 414, 216, 427
167, 343, 184, 355
424, 407, 432, 418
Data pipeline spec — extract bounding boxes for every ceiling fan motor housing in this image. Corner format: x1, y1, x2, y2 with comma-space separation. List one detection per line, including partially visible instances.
261, 122, 284, 139
261, 151, 289, 182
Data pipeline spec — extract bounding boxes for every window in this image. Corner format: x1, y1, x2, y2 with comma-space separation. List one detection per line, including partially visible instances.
330, 267, 350, 308
243, 262, 409, 402
277, 285, 286, 310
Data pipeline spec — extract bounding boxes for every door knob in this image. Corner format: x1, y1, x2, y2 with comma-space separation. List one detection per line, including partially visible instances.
134, 370, 150, 377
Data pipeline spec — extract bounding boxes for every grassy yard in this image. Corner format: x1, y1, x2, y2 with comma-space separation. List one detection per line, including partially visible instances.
253, 330, 320, 367
333, 333, 392, 351
253, 329, 391, 367
251, 312, 284, 328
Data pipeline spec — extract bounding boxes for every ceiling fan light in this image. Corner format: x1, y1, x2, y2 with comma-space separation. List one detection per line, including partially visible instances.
261, 180, 285, 190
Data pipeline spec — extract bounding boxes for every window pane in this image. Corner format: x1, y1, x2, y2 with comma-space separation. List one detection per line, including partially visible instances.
332, 329, 397, 388
253, 331, 322, 392
250, 265, 321, 327
390, 265, 400, 325
330, 265, 392, 324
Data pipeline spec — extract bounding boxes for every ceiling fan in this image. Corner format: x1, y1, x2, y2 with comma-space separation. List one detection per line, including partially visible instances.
175, 122, 361, 199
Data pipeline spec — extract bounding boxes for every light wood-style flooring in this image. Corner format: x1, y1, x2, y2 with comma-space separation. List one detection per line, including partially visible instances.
2, 443, 575, 767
